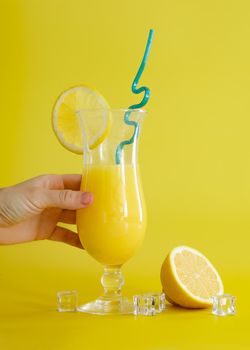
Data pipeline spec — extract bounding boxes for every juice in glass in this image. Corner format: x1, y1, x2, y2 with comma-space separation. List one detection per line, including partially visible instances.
77, 163, 146, 266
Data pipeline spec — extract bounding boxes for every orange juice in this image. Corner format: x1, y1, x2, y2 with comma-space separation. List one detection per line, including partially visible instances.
77, 164, 147, 266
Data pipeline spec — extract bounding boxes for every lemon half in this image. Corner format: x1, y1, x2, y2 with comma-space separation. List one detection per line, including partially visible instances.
161, 246, 224, 308
52, 86, 111, 154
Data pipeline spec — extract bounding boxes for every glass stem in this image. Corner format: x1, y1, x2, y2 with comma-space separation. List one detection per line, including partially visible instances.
100, 265, 124, 301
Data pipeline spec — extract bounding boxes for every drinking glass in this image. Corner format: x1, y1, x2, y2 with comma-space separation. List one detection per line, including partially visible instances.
76, 109, 147, 315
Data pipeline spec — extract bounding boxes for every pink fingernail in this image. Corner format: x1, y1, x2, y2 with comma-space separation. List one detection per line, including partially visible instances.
80, 192, 93, 205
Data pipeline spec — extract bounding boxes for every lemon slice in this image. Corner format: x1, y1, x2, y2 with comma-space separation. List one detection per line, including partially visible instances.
52, 86, 111, 154
161, 246, 224, 308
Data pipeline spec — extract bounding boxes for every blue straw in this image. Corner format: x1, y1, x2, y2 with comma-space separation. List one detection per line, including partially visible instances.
115, 29, 154, 164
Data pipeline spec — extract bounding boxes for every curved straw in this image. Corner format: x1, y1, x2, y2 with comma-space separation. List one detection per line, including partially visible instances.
115, 29, 154, 164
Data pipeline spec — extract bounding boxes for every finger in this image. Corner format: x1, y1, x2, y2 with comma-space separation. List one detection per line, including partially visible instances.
49, 226, 84, 249
59, 210, 76, 224
61, 174, 82, 190
40, 190, 93, 210
36, 174, 82, 191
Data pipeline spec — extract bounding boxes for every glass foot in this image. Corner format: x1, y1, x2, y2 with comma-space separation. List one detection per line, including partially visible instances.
78, 265, 134, 315
78, 296, 133, 315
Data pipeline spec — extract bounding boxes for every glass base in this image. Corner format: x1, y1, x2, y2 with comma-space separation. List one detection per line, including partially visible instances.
77, 265, 134, 315
78, 296, 133, 315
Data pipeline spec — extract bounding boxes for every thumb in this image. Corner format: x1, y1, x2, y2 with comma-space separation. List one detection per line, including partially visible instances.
41, 189, 93, 210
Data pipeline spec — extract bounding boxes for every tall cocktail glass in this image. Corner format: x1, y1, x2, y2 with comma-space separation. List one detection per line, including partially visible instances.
76, 109, 147, 315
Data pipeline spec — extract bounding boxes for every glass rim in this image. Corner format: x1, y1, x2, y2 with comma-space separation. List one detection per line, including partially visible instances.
76, 108, 147, 113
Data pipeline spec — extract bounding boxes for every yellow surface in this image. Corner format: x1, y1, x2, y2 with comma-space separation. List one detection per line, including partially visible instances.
77, 165, 146, 265
0, 0, 250, 348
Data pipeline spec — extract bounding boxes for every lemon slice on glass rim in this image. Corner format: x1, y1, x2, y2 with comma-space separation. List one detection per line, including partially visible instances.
52, 86, 111, 154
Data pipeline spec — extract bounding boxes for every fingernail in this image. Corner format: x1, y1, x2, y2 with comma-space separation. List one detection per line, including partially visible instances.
80, 192, 92, 205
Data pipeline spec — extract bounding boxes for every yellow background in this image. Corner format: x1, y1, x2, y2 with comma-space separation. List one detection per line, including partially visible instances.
0, 0, 250, 349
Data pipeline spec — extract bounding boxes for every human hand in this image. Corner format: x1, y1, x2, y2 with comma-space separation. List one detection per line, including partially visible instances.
0, 174, 93, 248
